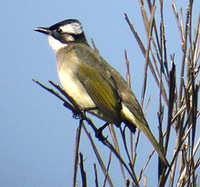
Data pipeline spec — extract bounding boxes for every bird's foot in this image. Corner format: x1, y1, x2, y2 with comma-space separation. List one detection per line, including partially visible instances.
95, 123, 109, 141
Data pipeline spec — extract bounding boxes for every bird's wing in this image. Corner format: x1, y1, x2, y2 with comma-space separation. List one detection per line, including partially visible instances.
109, 69, 169, 166
68, 44, 122, 126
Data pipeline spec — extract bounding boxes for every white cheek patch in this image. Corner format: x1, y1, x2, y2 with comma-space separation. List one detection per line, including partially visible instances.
60, 22, 83, 34
48, 35, 68, 51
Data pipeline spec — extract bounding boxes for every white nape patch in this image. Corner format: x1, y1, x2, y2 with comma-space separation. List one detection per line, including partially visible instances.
60, 22, 83, 34
48, 35, 67, 52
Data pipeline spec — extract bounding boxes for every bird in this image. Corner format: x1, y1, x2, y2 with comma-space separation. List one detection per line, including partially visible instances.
34, 19, 168, 166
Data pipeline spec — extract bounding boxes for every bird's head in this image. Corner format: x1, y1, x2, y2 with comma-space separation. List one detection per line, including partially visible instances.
34, 19, 88, 51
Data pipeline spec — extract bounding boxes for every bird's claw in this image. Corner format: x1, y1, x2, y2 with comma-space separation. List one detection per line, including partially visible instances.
95, 123, 109, 141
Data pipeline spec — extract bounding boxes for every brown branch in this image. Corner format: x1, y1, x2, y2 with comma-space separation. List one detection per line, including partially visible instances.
108, 125, 127, 186
103, 151, 112, 187
73, 121, 83, 186
141, 5, 156, 108
79, 153, 87, 187
82, 123, 114, 187
94, 163, 99, 187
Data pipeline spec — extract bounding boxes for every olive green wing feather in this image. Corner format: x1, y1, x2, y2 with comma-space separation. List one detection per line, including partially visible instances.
72, 44, 122, 126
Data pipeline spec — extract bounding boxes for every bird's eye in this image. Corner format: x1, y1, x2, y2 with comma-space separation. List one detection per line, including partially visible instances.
57, 28, 62, 33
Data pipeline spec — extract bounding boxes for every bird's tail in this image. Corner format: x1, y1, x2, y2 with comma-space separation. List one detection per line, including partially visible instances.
121, 104, 169, 166
132, 119, 169, 167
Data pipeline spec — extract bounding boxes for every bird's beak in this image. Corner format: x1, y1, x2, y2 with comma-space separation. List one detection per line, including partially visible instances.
34, 27, 51, 35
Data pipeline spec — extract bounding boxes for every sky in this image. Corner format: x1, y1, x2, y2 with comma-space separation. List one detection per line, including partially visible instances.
1, 1, 200, 186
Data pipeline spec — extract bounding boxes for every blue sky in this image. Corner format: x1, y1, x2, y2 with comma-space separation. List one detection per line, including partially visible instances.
1, 1, 199, 186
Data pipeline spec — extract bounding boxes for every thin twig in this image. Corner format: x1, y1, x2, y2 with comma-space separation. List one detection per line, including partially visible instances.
73, 121, 83, 187
138, 149, 155, 181
165, 63, 176, 153
91, 38, 99, 54
32, 79, 78, 113
141, 6, 156, 108
108, 125, 127, 186
103, 151, 112, 187
94, 164, 99, 187
102, 139, 139, 186
79, 153, 87, 187
82, 123, 114, 187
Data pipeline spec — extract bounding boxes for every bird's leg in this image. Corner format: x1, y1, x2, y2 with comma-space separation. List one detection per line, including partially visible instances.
81, 106, 109, 141
95, 123, 109, 141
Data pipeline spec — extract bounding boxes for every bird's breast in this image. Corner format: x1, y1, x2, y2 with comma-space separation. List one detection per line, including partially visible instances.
56, 51, 96, 110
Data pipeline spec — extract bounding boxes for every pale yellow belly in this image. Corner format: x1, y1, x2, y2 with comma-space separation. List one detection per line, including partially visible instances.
58, 67, 95, 109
